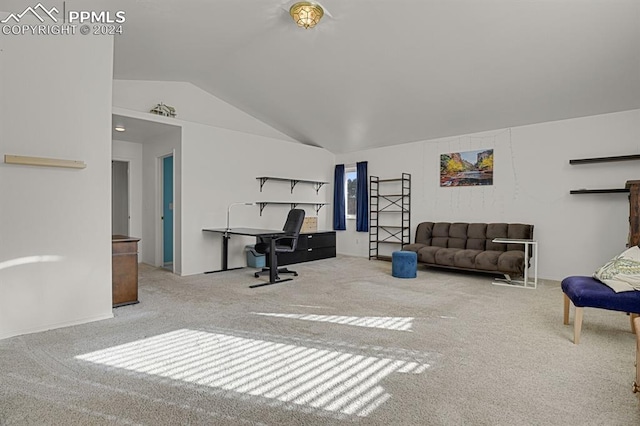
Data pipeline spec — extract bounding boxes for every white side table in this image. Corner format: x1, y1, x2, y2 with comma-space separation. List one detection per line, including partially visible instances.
491, 238, 538, 289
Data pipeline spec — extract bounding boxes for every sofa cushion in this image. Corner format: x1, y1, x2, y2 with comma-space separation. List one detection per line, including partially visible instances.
487, 223, 508, 238
486, 223, 508, 251
448, 238, 466, 249
508, 223, 533, 240
450, 223, 469, 238
498, 250, 526, 275
432, 222, 451, 237
431, 237, 449, 248
475, 250, 502, 271
417, 246, 441, 264
468, 223, 487, 239
454, 249, 483, 269
466, 238, 486, 251
435, 248, 461, 267
414, 222, 433, 245
403, 243, 425, 253
486, 241, 506, 251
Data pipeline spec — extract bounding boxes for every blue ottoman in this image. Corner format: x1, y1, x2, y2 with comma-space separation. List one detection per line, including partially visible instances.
392, 251, 417, 278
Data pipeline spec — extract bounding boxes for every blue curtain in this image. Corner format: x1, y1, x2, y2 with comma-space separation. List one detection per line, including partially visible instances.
356, 161, 369, 232
333, 164, 346, 230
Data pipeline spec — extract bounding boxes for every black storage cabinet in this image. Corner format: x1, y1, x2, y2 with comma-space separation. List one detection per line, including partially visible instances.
264, 231, 336, 266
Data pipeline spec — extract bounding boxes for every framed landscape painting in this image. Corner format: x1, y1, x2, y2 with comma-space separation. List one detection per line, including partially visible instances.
440, 149, 494, 187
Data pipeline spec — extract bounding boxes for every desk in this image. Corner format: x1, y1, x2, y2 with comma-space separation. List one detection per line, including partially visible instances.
202, 227, 284, 287
491, 238, 538, 289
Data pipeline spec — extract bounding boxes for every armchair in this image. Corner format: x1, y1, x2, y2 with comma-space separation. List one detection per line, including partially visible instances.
252, 209, 305, 286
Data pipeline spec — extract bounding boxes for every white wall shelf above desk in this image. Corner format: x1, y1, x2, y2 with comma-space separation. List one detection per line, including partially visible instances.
256, 177, 329, 194
256, 201, 329, 216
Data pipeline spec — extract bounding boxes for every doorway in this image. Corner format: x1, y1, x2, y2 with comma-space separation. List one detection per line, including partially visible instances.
112, 160, 129, 236
162, 154, 174, 270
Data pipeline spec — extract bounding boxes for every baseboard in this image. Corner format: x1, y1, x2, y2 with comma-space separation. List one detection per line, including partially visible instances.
0, 312, 114, 341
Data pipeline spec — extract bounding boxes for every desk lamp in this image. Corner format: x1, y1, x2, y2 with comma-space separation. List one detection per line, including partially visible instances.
226, 202, 256, 230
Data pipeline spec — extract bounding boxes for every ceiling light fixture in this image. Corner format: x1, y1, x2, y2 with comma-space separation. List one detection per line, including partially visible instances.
114, 126, 126, 132
290, 2, 324, 29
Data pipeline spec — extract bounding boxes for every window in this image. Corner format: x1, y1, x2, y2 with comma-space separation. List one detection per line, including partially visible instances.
346, 167, 357, 219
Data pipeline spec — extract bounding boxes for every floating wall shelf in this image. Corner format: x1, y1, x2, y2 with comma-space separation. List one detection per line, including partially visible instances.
569, 153, 640, 194
570, 189, 630, 195
4, 154, 86, 169
569, 154, 640, 165
257, 177, 328, 194
256, 201, 329, 215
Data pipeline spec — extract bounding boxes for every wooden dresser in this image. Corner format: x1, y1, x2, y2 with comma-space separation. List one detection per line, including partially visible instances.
627, 180, 640, 247
112, 235, 140, 307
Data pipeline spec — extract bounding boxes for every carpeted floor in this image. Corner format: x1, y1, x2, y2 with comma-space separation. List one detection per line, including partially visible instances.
1, 256, 639, 425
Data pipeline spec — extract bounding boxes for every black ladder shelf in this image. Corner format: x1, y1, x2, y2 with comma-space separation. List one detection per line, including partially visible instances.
369, 173, 411, 261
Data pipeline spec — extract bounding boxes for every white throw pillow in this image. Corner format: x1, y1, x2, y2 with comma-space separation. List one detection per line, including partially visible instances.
593, 246, 640, 292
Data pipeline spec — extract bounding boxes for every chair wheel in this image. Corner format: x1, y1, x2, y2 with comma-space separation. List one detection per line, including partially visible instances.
254, 273, 259, 278
293, 272, 298, 276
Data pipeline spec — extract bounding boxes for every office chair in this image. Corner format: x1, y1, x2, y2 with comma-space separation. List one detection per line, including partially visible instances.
253, 209, 305, 283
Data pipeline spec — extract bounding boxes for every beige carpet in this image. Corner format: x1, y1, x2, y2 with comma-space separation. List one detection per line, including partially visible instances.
1, 256, 639, 425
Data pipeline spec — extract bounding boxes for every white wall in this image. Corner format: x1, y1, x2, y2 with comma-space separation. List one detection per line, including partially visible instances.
113, 80, 335, 277
0, 34, 114, 339
112, 140, 144, 256
113, 80, 296, 143
336, 110, 640, 281
181, 123, 335, 276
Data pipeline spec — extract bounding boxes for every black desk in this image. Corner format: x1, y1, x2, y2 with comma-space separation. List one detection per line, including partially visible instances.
202, 227, 285, 287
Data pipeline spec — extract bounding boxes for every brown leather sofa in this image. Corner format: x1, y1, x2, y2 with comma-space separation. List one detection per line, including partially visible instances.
403, 222, 534, 277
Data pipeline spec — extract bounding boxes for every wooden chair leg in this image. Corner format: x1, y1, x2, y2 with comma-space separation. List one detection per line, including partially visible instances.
634, 317, 640, 393
574, 307, 584, 344
631, 313, 639, 334
563, 294, 570, 325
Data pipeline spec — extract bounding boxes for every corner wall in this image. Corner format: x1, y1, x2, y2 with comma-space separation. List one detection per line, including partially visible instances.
0, 34, 114, 339
336, 110, 640, 281
112, 81, 336, 277
112, 80, 296, 143
181, 123, 334, 276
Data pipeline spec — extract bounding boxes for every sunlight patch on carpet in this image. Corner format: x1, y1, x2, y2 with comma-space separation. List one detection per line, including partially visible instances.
75, 329, 428, 417
252, 313, 414, 331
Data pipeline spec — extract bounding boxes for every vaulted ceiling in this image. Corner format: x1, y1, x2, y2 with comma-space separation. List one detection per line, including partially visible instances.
11, 1, 640, 153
